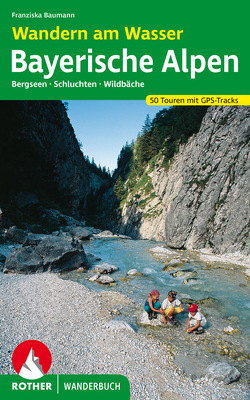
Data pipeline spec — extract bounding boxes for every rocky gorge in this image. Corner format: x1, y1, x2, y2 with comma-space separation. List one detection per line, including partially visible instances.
0, 102, 249, 399
1, 102, 249, 258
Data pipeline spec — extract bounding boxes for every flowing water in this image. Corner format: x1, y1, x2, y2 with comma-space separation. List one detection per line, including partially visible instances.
62, 237, 250, 379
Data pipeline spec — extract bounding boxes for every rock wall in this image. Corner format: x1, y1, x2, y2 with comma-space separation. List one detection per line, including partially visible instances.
1, 101, 99, 221
119, 106, 250, 255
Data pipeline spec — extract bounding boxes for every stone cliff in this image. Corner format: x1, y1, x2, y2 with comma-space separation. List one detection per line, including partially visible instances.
118, 106, 250, 255
0, 101, 103, 226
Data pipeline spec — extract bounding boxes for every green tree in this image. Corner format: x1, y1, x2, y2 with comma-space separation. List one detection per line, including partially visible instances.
140, 114, 151, 135
114, 175, 125, 201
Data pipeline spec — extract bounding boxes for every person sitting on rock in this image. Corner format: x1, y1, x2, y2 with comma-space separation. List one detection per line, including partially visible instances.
161, 290, 184, 325
186, 303, 207, 334
144, 289, 163, 320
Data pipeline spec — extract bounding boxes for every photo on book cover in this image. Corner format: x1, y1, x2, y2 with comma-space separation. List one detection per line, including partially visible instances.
1, 1, 249, 399
0, 100, 249, 400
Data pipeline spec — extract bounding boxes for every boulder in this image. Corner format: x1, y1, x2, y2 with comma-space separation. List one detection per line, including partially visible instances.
89, 274, 100, 282
181, 296, 219, 307
76, 267, 86, 272
118, 234, 131, 240
182, 278, 198, 284
93, 231, 131, 239
162, 264, 183, 272
52, 230, 61, 236
150, 247, 178, 261
23, 236, 43, 247
150, 246, 177, 256
3, 236, 88, 274
84, 226, 102, 234
127, 269, 144, 276
5, 226, 28, 244
180, 297, 196, 305
70, 239, 85, 250
197, 296, 219, 307
94, 230, 116, 238
167, 258, 184, 267
94, 263, 119, 274
223, 326, 240, 335
35, 237, 88, 272
66, 226, 93, 240
4, 246, 43, 273
96, 275, 115, 285
203, 362, 241, 384
137, 311, 163, 326
170, 269, 197, 278
162, 258, 185, 271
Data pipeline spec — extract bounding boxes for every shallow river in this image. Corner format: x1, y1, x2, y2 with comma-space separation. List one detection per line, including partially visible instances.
62, 237, 250, 380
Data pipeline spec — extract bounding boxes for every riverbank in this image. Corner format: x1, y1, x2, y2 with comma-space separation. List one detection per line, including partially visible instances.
196, 249, 250, 269
0, 272, 249, 400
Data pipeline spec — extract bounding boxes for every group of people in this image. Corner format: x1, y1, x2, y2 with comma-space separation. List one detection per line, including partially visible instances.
145, 289, 207, 334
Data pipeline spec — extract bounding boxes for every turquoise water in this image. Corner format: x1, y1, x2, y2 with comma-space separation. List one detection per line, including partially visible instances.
62, 237, 250, 377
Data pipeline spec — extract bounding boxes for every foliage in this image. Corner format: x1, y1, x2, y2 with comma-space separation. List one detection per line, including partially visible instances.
113, 175, 125, 201
115, 142, 133, 181
111, 106, 208, 213
84, 155, 112, 181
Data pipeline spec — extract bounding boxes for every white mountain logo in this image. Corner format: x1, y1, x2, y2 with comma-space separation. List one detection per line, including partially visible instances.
19, 348, 44, 380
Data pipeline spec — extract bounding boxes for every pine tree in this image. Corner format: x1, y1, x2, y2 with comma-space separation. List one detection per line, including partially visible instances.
114, 175, 125, 201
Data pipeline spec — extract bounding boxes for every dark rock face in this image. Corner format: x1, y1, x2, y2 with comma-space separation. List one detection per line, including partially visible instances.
0, 254, 6, 264
3, 236, 88, 274
0, 253, 6, 271
0, 101, 90, 222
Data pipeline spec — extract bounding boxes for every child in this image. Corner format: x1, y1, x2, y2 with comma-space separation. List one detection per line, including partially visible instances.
161, 290, 184, 325
186, 303, 207, 334
144, 290, 163, 320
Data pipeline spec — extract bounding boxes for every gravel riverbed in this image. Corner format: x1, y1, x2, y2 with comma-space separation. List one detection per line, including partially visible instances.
0, 272, 249, 400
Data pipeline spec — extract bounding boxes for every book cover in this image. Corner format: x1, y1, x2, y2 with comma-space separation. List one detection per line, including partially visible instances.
0, 1, 249, 400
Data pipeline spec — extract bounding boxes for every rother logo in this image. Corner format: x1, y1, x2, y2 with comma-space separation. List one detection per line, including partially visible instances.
12, 340, 52, 380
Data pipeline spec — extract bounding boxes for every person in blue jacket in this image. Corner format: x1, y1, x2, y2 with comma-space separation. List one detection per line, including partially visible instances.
144, 289, 163, 320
